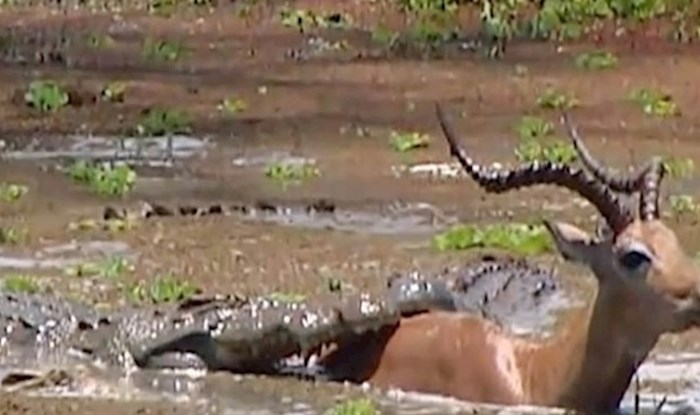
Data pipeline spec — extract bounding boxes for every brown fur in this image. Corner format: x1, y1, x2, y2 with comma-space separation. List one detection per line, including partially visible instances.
319, 219, 700, 414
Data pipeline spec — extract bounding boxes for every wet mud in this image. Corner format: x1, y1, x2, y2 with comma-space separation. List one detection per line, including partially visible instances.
0, 0, 699, 414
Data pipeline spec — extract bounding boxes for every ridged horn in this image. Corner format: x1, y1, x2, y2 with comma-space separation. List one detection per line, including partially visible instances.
560, 111, 666, 220
436, 103, 633, 235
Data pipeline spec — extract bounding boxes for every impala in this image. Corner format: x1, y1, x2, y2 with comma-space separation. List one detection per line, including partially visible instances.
318, 104, 700, 414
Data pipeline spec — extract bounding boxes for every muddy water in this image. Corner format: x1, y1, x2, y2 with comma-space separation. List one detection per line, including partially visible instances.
1, 3, 700, 415
134, 177, 458, 235
5, 138, 700, 411
4, 361, 697, 415
2, 148, 700, 415
2, 137, 700, 411
0, 240, 132, 270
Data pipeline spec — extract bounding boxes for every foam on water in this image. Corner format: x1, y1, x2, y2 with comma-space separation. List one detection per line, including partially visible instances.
243, 204, 454, 235
1, 134, 210, 167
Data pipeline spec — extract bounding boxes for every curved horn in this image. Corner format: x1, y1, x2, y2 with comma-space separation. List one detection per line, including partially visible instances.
560, 110, 666, 221
639, 157, 665, 220
436, 103, 633, 235
560, 111, 652, 193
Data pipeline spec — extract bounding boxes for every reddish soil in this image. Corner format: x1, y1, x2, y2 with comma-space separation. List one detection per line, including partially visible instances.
0, 1, 699, 413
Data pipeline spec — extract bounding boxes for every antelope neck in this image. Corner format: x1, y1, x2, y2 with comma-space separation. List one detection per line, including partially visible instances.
524, 285, 658, 413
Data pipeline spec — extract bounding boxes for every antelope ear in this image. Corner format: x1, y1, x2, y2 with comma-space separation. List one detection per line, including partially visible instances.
543, 220, 596, 264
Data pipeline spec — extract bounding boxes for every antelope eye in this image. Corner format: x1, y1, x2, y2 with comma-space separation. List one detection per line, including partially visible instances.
618, 246, 652, 274
619, 251, 650, 269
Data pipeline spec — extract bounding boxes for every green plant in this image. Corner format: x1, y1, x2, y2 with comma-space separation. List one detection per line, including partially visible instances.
662, 156, 694, 179
326, 398, 378, 415
629, 87, 680, 117
434, 222, 553, 255
65, 161, 136, 197
528, 1, 612, 41
264, 161, 320, 184
0, 226, 26, 245
480, 0, 526, 57
611, 0, 667, 21
385, 0, 460, 53
537, 88, 579, 110
269, 291, 306, 303
64, 256, 133, 279
574, 50, 618, 70
0, 183, 28, 202
147, 0, 181, 16
390, 131, 430, 152
279, 8, 350, 33
513, 115, 576, 164
126, 275, 198, 304
527, 0, 667, 41
147, 0, 215, 15
2, 275, 40, 294
515, 139, 577, 164
136, 108, 191, 136
24, 80, 69, 112
669, 194, 697, 217
408, 9, 458, 49
142, 39, 188, 62
217, 97, 247, 114
515, 116, 554, 140
669, 2, 700, 43
100, 82, 126, 103
397, 0, 459, 12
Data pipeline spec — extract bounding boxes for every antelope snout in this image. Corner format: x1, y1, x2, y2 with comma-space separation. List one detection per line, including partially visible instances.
671, 282, 700, 330
690, 280, 700, 309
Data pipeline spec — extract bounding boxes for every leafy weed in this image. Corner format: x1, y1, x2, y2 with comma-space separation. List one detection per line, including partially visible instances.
434, 222, 553, 255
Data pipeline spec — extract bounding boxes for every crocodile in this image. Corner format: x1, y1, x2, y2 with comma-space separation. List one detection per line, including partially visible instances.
0, 255, 564, 382
89, 197, 463, 236
124, 198, 337, 219
103, 198, 439, 223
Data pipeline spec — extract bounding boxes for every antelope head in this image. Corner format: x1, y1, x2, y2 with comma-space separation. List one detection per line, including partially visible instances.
435, 104, 700, 341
